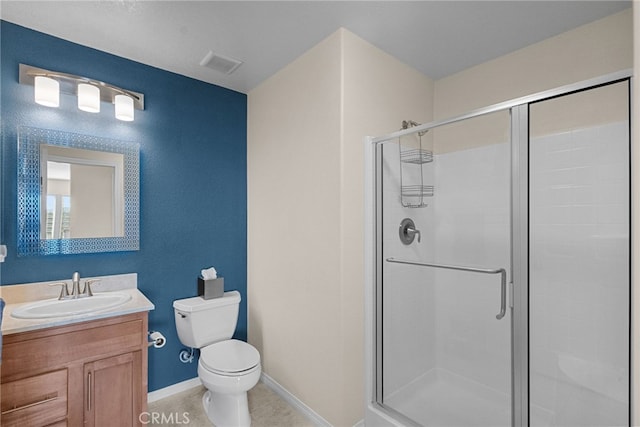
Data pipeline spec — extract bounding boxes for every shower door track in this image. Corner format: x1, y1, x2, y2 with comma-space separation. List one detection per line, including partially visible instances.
365, 68, 634, 427
369, 69, 632, 145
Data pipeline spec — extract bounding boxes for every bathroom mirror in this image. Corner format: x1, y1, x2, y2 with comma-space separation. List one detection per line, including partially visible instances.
17, 126, 139, 255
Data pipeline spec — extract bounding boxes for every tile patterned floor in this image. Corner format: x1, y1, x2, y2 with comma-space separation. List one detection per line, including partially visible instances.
148, 382, 315, 427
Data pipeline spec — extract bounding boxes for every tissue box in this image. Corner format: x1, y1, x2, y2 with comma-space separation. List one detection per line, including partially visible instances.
198, 277, 224, 300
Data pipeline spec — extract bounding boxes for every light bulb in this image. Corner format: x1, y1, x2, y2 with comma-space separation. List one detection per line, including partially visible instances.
115, 94, 134, 121
34, 76, 59, 107
78, 83, 100, 113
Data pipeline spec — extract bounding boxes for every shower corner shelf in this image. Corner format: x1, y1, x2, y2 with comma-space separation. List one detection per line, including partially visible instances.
400, 148, 433, 165
399, 120, 434, 208
401, 185, 434, 208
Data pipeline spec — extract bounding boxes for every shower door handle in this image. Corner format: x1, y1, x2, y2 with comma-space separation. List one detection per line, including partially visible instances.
496, 269, 506, 320
386, 258, 508, 320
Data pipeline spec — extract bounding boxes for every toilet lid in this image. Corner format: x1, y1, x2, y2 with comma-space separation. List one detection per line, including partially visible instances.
200, 339, 260, 374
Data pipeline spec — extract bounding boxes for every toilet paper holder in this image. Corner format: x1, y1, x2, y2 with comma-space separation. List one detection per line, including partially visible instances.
148, 331, 166, 348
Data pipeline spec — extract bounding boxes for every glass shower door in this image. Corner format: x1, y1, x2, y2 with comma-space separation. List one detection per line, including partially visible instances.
528, 81, 630, 426
378, 110, 512, 426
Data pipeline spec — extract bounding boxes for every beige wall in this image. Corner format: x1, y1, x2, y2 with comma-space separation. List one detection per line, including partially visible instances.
435, 8, 633, 120
70, 164, 115, 238
433, 9, 632, 155
248, 31, 343, 424
248, 28, 432, 426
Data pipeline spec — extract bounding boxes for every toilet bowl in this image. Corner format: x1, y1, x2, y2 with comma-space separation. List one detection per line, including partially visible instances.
198, 339, 261, 426
173, 292, 261, 427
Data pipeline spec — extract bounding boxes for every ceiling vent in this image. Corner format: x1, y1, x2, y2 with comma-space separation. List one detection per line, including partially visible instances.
199, 50, 243, 75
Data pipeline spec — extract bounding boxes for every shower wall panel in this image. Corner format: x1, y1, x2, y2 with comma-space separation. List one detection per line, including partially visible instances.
434, 141, 511, 395
529, 120, 629, 426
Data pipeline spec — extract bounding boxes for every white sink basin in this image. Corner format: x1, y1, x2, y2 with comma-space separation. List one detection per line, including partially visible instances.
11, 292, 132, 319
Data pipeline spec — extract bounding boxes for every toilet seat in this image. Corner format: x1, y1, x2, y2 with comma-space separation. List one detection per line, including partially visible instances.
200, 339, 260, 375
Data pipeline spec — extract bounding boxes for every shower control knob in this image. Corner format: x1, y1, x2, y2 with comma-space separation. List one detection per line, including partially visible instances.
399, 218, 421, 245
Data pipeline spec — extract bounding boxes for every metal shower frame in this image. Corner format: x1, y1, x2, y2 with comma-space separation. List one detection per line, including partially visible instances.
364, 68, 634, 427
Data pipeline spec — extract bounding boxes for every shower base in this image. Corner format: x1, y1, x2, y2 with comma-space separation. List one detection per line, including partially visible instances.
383, 368, 510, 427
382, 367, 623, 426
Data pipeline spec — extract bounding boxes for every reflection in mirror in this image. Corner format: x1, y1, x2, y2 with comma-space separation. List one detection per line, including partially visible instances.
18, 127, 139, 256
40, 146, 124, 239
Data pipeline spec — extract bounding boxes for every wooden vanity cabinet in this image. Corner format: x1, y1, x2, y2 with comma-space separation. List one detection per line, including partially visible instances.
1, 312, 148, 427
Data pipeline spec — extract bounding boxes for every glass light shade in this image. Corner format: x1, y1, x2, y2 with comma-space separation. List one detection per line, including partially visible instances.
115, 95, 134, 121
34, 76, 60, 107
77, 83, 100, 113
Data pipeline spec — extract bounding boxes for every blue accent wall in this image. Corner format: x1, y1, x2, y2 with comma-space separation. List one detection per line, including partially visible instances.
0, 21, 248, 391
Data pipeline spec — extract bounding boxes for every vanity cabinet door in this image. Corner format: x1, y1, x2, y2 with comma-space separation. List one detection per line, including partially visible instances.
84, 351, 143, 427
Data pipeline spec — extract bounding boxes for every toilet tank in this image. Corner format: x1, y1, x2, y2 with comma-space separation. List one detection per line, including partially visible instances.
173, 291, 240, 348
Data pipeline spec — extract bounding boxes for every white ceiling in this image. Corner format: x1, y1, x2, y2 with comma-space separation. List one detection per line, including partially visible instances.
0, 1, 631, 94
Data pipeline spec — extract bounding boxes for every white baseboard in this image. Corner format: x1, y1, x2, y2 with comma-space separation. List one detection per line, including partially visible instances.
147, 377, 202, 403
260, 373, 332, 427
352, 419, 365, 427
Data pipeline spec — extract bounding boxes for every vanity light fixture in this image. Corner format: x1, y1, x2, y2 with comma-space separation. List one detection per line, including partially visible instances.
19, 63, 144, 121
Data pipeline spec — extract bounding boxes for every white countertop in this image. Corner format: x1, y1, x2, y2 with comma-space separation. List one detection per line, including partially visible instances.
1, 273, 155, 335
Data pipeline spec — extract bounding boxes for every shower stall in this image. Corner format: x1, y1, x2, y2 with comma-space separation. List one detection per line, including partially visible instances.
364, 72, 632, 427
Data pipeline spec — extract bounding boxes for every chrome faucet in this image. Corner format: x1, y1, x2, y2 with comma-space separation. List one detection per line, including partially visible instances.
71, 271, 81, 298
49, 272, 100, 300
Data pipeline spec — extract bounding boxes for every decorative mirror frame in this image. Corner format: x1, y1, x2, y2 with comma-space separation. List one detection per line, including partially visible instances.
17, 126, 139, 255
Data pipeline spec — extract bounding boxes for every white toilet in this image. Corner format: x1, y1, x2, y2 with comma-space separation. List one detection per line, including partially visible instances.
173, 291, 261, 427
